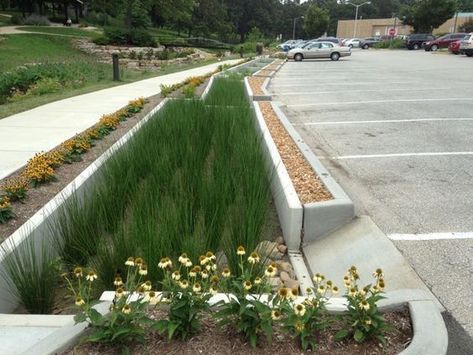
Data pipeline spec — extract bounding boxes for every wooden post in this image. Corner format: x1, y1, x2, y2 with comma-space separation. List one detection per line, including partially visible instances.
112, 54, 120, 81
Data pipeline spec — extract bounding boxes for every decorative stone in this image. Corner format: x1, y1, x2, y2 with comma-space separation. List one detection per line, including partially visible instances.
216, 251, 228, 268
275, 236, 284, 244
278, 261, 293, 274
284, 278, 300, 289
255, 240, 279, 258
269, 277, 282, 289
280, 271, 290, 282
277, 244, 288, 254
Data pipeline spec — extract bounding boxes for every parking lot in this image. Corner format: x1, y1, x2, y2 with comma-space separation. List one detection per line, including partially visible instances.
269, 50, 473, 352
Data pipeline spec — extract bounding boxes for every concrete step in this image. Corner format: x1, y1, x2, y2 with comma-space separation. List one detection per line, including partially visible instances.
302, 215, 442, 309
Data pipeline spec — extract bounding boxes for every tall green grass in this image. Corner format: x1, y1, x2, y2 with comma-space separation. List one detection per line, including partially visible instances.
50, 78, 270, 289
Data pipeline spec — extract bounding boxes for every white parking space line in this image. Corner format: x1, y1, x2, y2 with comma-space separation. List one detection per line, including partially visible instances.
275, 87, 455, 96
334, 152, 473, 160
389, 232, 473, 241
271, 81, 420, 88
288, 97, 473, 107
296, 118, 473, 126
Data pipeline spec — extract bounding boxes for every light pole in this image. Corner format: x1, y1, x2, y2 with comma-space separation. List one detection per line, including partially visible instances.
292, 16, 304, 40
346, 1, 371, 38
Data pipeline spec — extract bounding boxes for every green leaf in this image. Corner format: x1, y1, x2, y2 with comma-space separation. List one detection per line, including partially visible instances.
354, 329, 365, 343
88, 308, 103, 324
334, 329, 349, 341
74, 312, 87, 324
168, 321, 180, 340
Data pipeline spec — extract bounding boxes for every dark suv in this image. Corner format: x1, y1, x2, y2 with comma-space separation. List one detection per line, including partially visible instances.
424, 33, 469, 51
406, 33, 434, 50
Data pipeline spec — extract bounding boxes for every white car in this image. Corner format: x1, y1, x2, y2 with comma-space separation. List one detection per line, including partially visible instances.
460, 33, 473, 57
287, 42, 352, 61
343, 38, 361, 48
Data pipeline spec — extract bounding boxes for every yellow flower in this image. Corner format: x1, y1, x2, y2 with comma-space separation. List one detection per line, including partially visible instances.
243, 280, 252, 291
86, 271, 98, 282
254, 277, 262, 285
343, 275, 351, 288
134, 257, 144, 266
148, 291, 159, 305
141, 281, 152, 291
348, 287, 357, 297
295, 321, 305, 333
265, 265, 277, 278
359, 300, 370, 311
210, 285, 218, 295
178, 253, 188, 265
179, 280, 189, 289
172, 270, 181, 281
199, 255, 209, 265
237, 246, 246, 256
278, 288, 289, 299
332, 286, 339, 295
289, 288, 298, 300
114, 276, 123, 286
378, 279, 386, 291
115, 287, 125, 299
373, 268, 384, 278
193, 283, 202, 293
210, 275, 219, 284
122, 304, 132, 314
201, 270, 209, 279
185, 259, 193, 268
326, 280, 333, 288
317, 285, 326, 295
247, 252, 260, 264
312, 273, 324, 283
294, 303, 306, 317
222, 267, 231, 278
271, 309, 282, 321
206, 251, 216, 261
365, 318, 372, 325
75, 297, 85, 306
125, 257, 135, 266
139, 264, 148, 276
74, 267, 83, 278
158, 257, 171, 269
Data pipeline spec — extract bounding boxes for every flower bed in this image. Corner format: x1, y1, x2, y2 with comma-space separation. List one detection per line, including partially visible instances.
258, 102, 332, 204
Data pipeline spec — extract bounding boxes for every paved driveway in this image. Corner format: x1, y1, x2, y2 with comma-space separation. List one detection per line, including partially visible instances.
269, 50, 473, 352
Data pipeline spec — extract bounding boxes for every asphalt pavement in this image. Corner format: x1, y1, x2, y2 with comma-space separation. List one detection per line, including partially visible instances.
269, 49, 473, 353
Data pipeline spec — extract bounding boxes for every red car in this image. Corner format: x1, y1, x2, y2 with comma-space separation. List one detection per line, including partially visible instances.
449, 40, 461, 54
424, 33, 468, 51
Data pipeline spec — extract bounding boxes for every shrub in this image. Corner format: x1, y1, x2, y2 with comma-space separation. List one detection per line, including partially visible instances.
23, 14, 50, 26
23, 152, 56, 186
10, 14, 24, 25
61, 135, 92, 163
182, 84, 196, 98
95, 27, 157, 47
1, 177, 30, 202
0, 196, 15, 223
373, 39, 405, 49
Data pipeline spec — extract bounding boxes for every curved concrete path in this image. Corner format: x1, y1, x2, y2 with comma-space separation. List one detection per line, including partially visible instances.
0, 59, 241, 179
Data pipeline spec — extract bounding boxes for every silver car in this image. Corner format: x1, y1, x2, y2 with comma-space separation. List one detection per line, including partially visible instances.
287, 41, 351, 61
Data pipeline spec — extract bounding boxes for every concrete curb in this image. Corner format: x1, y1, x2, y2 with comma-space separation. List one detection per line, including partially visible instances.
252, 102, 303, 250
270, 101, 355, 244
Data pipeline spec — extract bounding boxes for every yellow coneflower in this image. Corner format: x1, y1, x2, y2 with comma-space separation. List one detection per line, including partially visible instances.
114, 276, 123, 286
179, 280, 189, 289
139, 264, 148, 276
141, 281, 152, 291
222, 267, 231, 278
289, 288, 299, 300
158, 257, 170, 269
317, 285, 326, 295
148, 291, 158, 305
201, 270, 209, 279
378, 279, 385, 291
193, 283, 202, 293
116, 287, 125, 297
125, 257, 135, 266
237, 246, 246, 256
199, 255, 209, 266
254, 277, 262, 285
278, 288, 289, 299
206, 251, 216, 261
306, 287, 313, 295
210, 275, 219, 284
365, 318, 372, 325
122, 304, 132, 314
75, 296, 85, 306
185, 259, 193, 268
178, 253, 188, 265
247, 252, 260, 264
332, 286, 339, 295
359, 300, 370, 311
189, 267, 197, 278
348, 287, 357, 297
312, 273, 324, 283
86, 271, 98, 282
373, 268, 384, 278
294, 303, 306, 317
358, 288, 366, 297
295, 321, 305, 333
265, 265, 277, 278
326, 280, 333, 288
135, 257, 144, 266
74, 267, 83, 278
210, 285, 218, 295
172, 271, 181, 281
343, 275, 351, 288
271, 309, 282, 320
243, 280, 252, 291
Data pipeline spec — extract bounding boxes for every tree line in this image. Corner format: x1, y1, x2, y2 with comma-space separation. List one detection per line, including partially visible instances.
2, 0, 473, 41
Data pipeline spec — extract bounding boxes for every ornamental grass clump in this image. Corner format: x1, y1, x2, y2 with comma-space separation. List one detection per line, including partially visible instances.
1, 176, 29, 202
154, 252, 217, 340
214, 246, 274, 348
335, 266, 390, 344
65, 256, 158, 345
276, 273, 338, 350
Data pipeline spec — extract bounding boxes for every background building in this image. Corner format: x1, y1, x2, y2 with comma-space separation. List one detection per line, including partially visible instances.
337, 13, 473, 38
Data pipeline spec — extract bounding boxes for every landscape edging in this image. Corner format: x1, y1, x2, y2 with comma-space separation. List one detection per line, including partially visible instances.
270, 101, 355, 244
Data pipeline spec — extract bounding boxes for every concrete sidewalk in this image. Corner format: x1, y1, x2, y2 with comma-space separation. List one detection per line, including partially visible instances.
0, 59, 241, 180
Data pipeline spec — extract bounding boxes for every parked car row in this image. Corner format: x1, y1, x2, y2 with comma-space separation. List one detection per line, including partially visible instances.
286, 41, 351, 61
404, 32, 473, 57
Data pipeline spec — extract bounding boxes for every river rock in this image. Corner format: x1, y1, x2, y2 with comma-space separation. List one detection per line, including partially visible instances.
284, 278, 300, 290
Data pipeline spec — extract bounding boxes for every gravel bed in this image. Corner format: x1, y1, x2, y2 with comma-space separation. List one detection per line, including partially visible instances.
258, 102, 332, 204
248, 76, 266, 95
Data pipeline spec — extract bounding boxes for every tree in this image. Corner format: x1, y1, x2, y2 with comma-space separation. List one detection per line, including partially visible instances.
401, 0, 457, 33
304, 4, 330, 38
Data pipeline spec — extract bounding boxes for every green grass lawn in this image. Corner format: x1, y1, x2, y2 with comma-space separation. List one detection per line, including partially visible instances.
0, 33, 231, 118
18, 26, 102, 38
